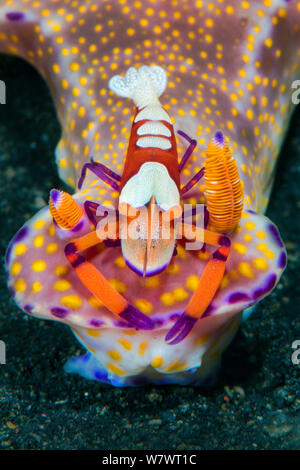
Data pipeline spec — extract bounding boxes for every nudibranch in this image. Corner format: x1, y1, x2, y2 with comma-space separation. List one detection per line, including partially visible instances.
2, 0, 298, 386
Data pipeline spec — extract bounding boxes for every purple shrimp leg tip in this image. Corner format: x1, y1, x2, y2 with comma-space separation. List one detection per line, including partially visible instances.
165, 313, 197, 345
120, 305, 155, 330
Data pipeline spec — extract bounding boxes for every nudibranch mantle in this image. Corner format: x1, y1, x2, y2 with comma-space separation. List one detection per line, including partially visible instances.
2, 0, 298, 386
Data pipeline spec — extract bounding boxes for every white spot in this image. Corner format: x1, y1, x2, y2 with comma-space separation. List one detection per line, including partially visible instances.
135, 104, 171, 123
136, 136, 172, 150
137, 121, 171, 137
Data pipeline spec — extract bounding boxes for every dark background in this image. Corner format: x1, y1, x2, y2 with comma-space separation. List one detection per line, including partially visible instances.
0, 55, 299, 450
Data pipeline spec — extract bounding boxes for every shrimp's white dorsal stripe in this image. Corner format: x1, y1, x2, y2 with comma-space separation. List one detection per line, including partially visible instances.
136, 136, 172, 150
109, 66, 172, 150
137, 121, 171, 137
134, 104, 171, 124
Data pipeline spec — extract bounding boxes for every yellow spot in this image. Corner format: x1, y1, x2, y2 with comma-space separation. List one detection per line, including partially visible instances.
86, 329, 101, 338
176, 245, 187, 259
152, 356, 163, 368
253, 258, 269, 270
48, 225, 56, 236
194, 333, 211, 346
244, 234, 252, 242
173, 287, 188, 302
226, 5, 235, 14
135, 299, 153, 315
114, 256, 126, 268
186, 275, 200, 291
33, 235, 44, 248
245, 221, 256, 230
109, 279, 126, 293
88, 296, 103, 309
14, 243, 27, 256
145, 276, 160, 288
127, 27, 135, 36
46, 243, 58, 254
108, 350, 122, 361
256, 230, 266, 239
69, 62, 80, 72
166, 263, 180, 274
257, 243, 268, 252
118, 339, 132, 351
32, 260, 46, 272
265, 250, 274, 260
32, 281, 42, 293
61, 79, 69, 90
220, 274, 230, 289
246, 109, 254, 120
61, 295, 82, 309
165, 360, 186, 372
10, 262, 22, 276
264, 38, 273, 48
233, 242, 247, 254
14, 278, 26, 292
53, 280, 71, 291
160, 292, 174, 306
55, 265, 68, 276
139, 341, 148, 355
107, 362, 125, 375
238, 262, 254, 278
34, 219, 45, 229
198, 250, 210, 260
78, 106, 86, 117
52, 63, 60, 74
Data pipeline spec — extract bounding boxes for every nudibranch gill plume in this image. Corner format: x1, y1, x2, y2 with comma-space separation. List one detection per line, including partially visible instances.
2, 0, 298, 386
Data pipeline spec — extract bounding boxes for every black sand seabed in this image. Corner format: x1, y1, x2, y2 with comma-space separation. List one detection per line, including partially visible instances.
0, 56, 299, 450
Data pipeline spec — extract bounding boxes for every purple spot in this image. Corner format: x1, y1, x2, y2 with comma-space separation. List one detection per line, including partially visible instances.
5, 243, 13, 266
153, 318, 164, 327
71, 220, 84, 233
51, 307, 69, 318
89, 318, 103, 327
8, 286, 15, 297
228, 292, 250, 303
247, 210, 256, 215
214, 131, 224, 145
24, 304, 34, 313
82, 353, 90, 362
104, 238, 121, 247
114, 320, 133, 328
269, 224, 284, 248
94, 370, 109, 382
278, 251, 287, 269
50, 189, 60, 205
14, 226, 28, 242
6, 11, 25, 21
252, 273, 277, 300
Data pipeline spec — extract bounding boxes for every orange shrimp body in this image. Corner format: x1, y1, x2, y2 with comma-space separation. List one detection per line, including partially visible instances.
204, 133, 244, 234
